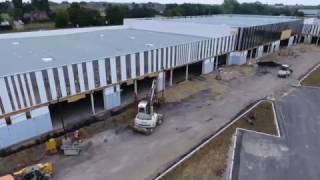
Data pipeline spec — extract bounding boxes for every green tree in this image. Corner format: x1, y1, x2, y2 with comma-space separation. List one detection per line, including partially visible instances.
12, 0, 22, 9
163, 4, 222, 17
105, 5, 129, 25
55, 9, 69, 28
129, 4, 157, 18
10, 7, 23, 20
31, 0, 50, 13
68, 3, 104, 27
223, 0, 240, 14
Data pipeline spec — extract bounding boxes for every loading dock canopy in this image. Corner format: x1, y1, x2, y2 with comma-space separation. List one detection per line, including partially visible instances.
0, 28, 206, 77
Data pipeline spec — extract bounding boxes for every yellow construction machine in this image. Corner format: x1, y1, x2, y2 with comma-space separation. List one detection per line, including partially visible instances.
0, 163, 53, 180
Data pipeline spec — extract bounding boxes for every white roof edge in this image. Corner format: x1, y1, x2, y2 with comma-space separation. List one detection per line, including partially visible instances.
124, 14, 299, 21
0, 25, 128, 39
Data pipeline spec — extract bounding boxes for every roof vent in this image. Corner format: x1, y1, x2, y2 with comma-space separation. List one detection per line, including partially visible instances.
129, 36, 135, 40
145, 43, 154, 47
41, 57, 54, 62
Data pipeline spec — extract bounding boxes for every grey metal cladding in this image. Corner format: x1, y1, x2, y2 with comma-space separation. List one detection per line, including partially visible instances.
52, 68, 62, 98
144, 51, 148, 73
155, 49, 159, 71
4, 77, 15, 111
72, 64, 81, 93
126, 54, 132, 79
150, 50, 154, 72
29, 72, 41, 104
17, 74, 27, 107
41, 70, 52, 101
224, 36, 228, 53
92, 60, 100, 88
0, 96, 5, 114
62, 66, 71, 96
105, 58, 112, 85
115, 56, 121, 82
165, 48, 169, 69
10, 76, 21, 109
82, 62, 89, 91
216, 38, 220, 55
23, 73, 33, 106
135, 53, 140, 77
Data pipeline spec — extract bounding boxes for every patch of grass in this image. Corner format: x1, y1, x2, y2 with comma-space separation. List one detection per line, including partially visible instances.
302, 67, 320, 87
0, 22, 56, 34
162, 101, 277, 180
23, 22, 56, 31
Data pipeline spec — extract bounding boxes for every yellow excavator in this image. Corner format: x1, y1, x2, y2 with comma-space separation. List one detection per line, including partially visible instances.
0, 163, 53, 180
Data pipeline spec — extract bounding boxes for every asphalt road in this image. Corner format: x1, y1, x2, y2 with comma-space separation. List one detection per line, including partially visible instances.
51, 46, 320, 180
236, 87, 320, 180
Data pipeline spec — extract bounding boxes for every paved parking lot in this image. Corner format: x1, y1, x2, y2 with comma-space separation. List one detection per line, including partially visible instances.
235, 87, 320, 180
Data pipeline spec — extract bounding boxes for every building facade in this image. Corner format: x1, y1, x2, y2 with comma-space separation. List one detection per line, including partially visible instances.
0, 15, 313, 149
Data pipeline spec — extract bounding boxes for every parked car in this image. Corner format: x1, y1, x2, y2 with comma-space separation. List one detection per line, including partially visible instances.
278, 64, 293, 78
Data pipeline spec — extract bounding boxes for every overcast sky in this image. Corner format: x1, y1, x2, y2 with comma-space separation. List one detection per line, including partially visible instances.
1, 0, 319, 5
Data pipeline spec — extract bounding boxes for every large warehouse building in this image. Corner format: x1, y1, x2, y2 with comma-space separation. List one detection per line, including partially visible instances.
0, 15, 309, 149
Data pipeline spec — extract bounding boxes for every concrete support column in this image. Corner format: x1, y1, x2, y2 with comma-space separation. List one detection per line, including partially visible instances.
288, 36, 294, 47
298, 35, 302, 44
215, 56, 219, 70
103, 85, 121, 110
185, 64, 189, 81
157, 71, 165, 92
202, 58, 214, 74
251, 49, 255, 59
134, 80, 138, 100
170, 69, 173, 86
90, 92, 96, 115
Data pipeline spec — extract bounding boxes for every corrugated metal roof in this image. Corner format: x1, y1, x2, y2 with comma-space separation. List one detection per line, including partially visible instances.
0, 28, 206, 77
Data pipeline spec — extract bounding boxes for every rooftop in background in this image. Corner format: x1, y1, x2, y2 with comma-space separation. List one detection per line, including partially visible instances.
0, 27, 206, 77
140, 15, 300, 27
298, 9, 320, 17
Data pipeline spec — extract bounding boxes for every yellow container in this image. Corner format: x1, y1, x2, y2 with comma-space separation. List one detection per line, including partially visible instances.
46, 138, 57, 154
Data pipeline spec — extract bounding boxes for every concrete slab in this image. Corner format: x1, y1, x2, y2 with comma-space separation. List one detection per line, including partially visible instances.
234, 87, 320, 180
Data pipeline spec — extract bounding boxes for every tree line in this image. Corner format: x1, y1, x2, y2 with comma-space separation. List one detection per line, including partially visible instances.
55, 2, 158, 28
0, 0, 310, 29
0, 0, 50, 21
164, 0, 304, 17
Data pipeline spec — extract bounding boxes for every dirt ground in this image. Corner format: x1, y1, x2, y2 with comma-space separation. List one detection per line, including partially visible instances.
302, 67, 320, 87
161, 101, 277, 180
164, 65, 254, 103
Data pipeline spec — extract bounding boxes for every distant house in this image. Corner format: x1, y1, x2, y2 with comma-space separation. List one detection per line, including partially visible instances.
12, 20, 24, 30
298, 9, 320, 18
24, 11, 49, 22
